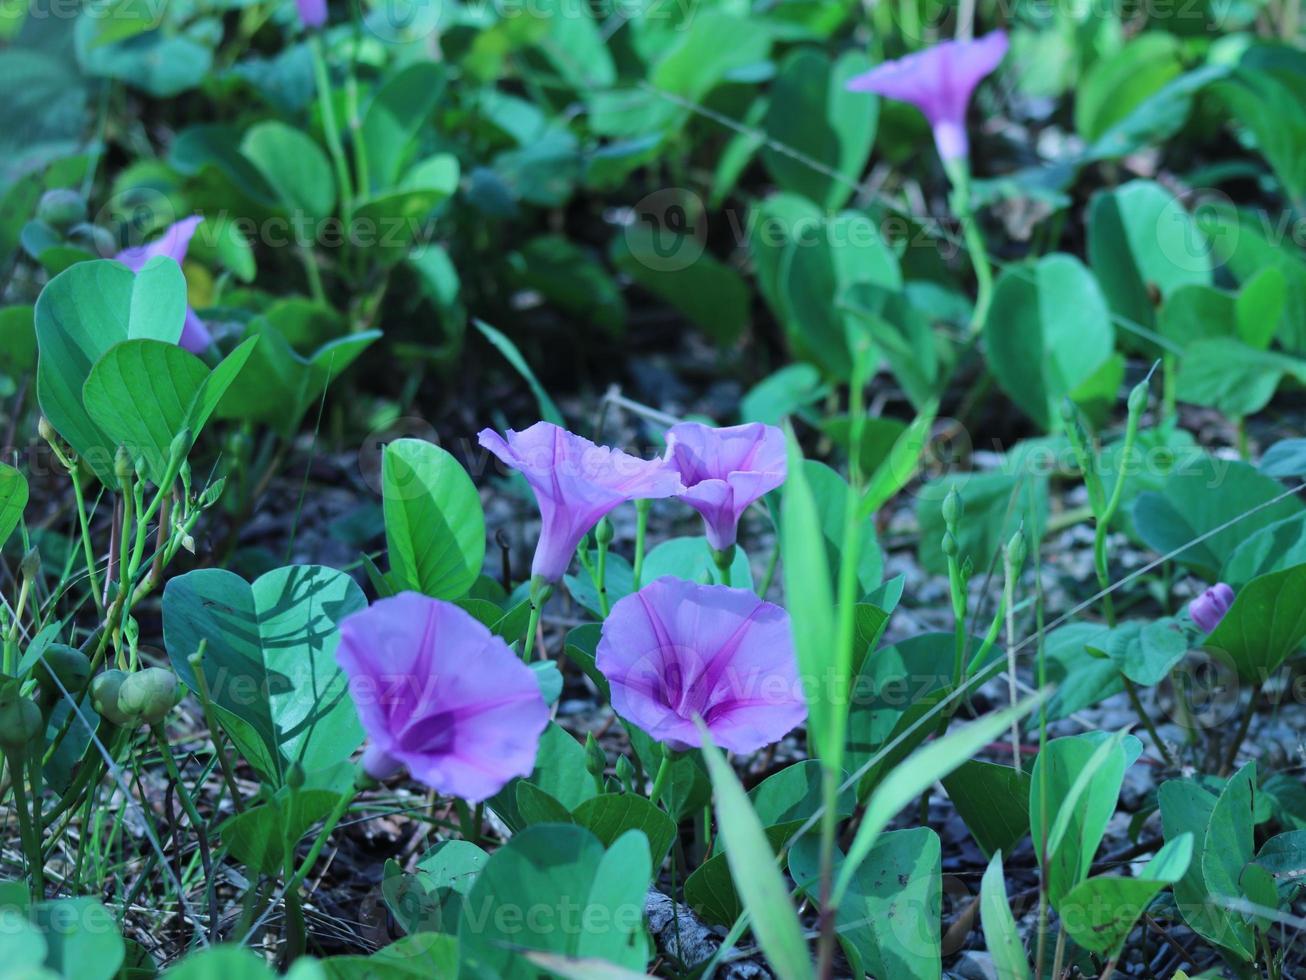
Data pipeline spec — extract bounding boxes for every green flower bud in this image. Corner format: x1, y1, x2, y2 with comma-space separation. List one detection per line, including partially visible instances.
36, 188, 88, 231
942, 488, 963, 528
1127, 380, 1149, 417
1059, 397, 1079, 428
19, 547, 41, 581
114, 445, 134, 483
0, 693, 43, 752
615, 755, 637, 794
90, 670, 136, 727
36, 645, 92, 699
38, 416, 57, 445
168, 428, 193, 471
940, 530, 959, 558
595, 517, 614, 547
1006, 527, 1027, 571
117, 667, 182, 726
66, 222, 116, 258
584, 732, 606, 778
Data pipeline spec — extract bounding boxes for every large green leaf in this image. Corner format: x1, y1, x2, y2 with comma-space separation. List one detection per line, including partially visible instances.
360, 63, 447, 193
382, 438, 484, 601
983, 254, 1114, 429
942, 761, 1031, 859
30, 898, 124, 980
1176, 337, 1306, 417
1059, 834, 1192, 955
218, 788, 340, 875
34, 258, 187, 484
322, 934, 458, 979
0, 463, 27, 548
1088, 180, 1211, 340
762, 49, 876, 211
1222, 512, 1306, 585
162, 564, 366, 785
790, 828, 941, 980
458, 825, 651, 978
1205, 562, 1306, 682
1075, 33, 1182, 144
1132, 456, 1303, 580
81, 337, 257, 486
700, 730, 815, 980
241, 121, 336, 221
1213, 68, 1306, 205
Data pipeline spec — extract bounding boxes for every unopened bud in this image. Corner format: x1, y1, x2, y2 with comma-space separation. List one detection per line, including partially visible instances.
36, 645, 91, 699
1127, 380, 1149, 417
941, 530, 959, 558
1006, 527, 1027, 571
114, 446, 134, 483
90, 670, 135, 726
616, 755, 637, 794
595, 518, 614, 548
168, 428, 193, 470
942, 488, 962, 528
287, 761, 306, 789
19, 547, 40, 581
117, 667, 182, 726
0, 693, 43, 751
36, 188, 87, 231
585, 732, 606, 778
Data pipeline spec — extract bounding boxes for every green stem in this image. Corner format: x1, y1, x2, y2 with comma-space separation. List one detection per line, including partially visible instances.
711, 546, 734, 588
308, 34, 353, 221
69, 466, 104, 614
6, 749, 43, 901
632, 499, 650, 590
648, 749, 673, 806
1123, 676, 1176, 768
284, 782, 361, 898
945, 159, 994, 336
523, 580, 551, 661
596, 533, 610, 618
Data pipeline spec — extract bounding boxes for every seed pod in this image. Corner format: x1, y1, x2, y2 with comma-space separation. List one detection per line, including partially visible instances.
117, 667, 182, 726
90, 670, 136, 727
36, 188, 88, 231
36, 645, 92, 699
0, 693, 42, 752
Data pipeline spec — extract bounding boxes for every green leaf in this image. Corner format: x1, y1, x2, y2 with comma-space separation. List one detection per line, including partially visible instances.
457, 824, 651, 977
0, 304, 36, 375
382, 438, 484, 601
781, 430, 837, 761
30, 898, 125, 980
162, 564, 366, 785
1159, 777, 1254, 961
790, 827, 941, 980
1031, 732, 1133, 910
1176, 337, 1306, 417
218, 788, 339, 875
158, 946, 276, 979
916, 465, 1049, 576
1132, 456, 1303, 580
700, 728, 815, 980
322, 934, 458, 978
0, 463, 27, 548
642, 536, 753, 589
762, 49, 876, 211
942, 761, 1031, 859
835, 692, 1048, 905
1223, 512, 1306, 585
1203, 764, 1259, 954
572, 794, 676, 868
81, 337, 257, 486
1206, 562, 1306, 682
383, 839, 487, 935
1089, 618, 1188, 687
983, 254, 1114, 429
473, 319, 563, 426
360, 63, 447, 194
35, 258, 187, 484
804, 460, 882, 597
1088, 180, 1211, 339
980, 852, 1030, 980
1060, 835, 1192, 955
1076, 34, 1183, 144
241, 121, 336, 220
1213, 68, 1306, 204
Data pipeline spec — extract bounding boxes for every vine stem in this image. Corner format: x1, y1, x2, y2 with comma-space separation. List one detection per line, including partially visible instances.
5, 748, 43, 901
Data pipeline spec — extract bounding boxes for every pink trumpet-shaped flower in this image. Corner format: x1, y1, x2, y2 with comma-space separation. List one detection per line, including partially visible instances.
115, 215, 213, 353
479, 421, 684, 583
597, 577, 807, 754
296, 0, 327, 28
1189, 583, 1235, 633
337, 592, 549, 802
844, 31, 1009, 161
665, 421, 786, 552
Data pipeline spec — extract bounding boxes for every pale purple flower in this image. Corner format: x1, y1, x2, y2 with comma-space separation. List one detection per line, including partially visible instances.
665, 421, 786, 552
296, 0, 326, 28
1190, 583, 1234, 633
337, 592, 549, 802
115, 215, 212, 353
478, 422, 684, 583
844, 31, 1009, 161
596, 577, 807, 754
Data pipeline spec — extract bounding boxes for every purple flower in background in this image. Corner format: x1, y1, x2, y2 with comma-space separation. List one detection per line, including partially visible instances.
844, 31, 1009, 161
337, 592, 549, 802
479, 421, 684, 583
1189, 583, 1235, 633
115, 215, 213, 354
665, 421, 786, 552
295, 0, 327, 28
597, 577, 807, 754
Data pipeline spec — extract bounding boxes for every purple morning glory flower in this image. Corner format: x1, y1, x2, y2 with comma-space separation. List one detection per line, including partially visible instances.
596, 577, 807, 754
478, 422, 683, 583
665, 421, 786, 552
1189, 583, 1234, 633
845, 31, 1009, 161
115, 215, 213, 354
336, 592, 549, 802
296, 0, 327, 28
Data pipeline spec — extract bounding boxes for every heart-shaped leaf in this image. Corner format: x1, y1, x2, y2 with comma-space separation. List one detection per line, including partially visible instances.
35, 258, 186, 484
382, 438, 484, 601
82, 337, 257, 486
1205, 562, 1306, 682
162, 564, 366, 785
0, 463, 27, 548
